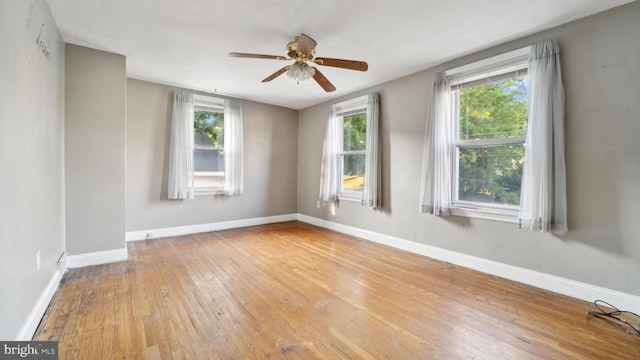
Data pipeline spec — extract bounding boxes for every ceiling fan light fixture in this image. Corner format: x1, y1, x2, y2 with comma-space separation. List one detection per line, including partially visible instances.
286, 63, 314, 83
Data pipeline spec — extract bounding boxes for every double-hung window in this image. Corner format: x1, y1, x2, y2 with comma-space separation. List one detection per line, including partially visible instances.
169, 93, 242, 200
447, 48, 529, 221
421, 41, 566, 231
320, 93, 380, 206
193, 94, 225, 194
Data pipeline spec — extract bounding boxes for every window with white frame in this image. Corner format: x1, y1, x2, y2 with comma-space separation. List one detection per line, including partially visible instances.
447, 48, 529, 219
336, 97, 368, 199
193, 95, 225, 193
320, 93, 380, 207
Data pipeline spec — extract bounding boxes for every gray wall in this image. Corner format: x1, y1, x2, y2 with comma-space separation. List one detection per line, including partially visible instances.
0, 0, 65, 339
126, 79, 298, 231
65, 44, 126, 255
298, 2, 640, 296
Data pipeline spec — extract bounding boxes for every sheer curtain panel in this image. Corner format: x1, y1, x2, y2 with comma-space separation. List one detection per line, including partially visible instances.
518, 39, 568, 234
362, 93, 381, 207
419, 72, 453, 215
224, 99, 244, 196
319, 104, 340, 203
168, 92, 195, 199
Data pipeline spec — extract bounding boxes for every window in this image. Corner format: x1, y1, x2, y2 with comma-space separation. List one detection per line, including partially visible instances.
448, 48, 529, 220
193, 95, 224, 194
421, 41, 566, 231
169, 93, 242, 200
339, 110, 367, 196
319, 93, 380, 207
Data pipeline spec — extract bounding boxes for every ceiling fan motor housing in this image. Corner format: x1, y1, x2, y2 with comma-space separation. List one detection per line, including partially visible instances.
287, 37, 315, 62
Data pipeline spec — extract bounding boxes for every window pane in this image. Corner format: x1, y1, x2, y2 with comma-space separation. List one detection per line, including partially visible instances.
194, 109, 224, 189
194, 149, 224, 172
342, 154, 365, 191
194, 148, 225, 189
458, 144, 524, 206
343, 114, 366, 151
194, 110, 224, 147
459, 76, 528, 140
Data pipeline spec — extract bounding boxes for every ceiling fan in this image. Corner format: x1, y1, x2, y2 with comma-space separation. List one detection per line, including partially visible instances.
229, 34, 368, 92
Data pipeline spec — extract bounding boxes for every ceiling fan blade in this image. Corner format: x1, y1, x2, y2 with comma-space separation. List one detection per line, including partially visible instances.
314, 57, 368, 71
312, 67, 336, 92
297, 34, 317, 56
262, 65, 292, 82
229, 52, 289, 60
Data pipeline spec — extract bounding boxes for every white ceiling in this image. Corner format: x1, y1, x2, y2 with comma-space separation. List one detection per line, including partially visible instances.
47, 0, 634, 110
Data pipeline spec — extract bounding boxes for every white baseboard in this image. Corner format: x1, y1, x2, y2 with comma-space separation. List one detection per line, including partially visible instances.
15, 262, 67, 340
66, 248, 129, 269
126, 213, 298, 241
296, 214, 640, 314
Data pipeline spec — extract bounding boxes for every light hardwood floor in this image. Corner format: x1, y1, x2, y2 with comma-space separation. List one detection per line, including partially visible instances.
35, 221, 639, 359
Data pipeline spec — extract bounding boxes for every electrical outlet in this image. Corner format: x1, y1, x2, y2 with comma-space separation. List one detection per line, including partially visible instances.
317, 200, 321, 208
36, 251, 41, 270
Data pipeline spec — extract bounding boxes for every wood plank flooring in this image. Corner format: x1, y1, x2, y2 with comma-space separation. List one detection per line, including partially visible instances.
35, 221, 640, 359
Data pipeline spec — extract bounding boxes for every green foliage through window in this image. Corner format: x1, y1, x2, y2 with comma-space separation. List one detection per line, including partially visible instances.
457, 76, 528, 205
342, 113, 367, 191
194, 110, 224, 148
458, 145, 525, 205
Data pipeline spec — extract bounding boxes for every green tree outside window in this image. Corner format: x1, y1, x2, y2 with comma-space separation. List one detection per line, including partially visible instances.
457, 77, 528, 205
195, 110, 224, 148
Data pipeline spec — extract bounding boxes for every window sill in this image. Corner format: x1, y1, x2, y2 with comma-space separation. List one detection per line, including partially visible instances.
451, 203, 519, 224
194, 188, 226, 196
338, 193, 362, 203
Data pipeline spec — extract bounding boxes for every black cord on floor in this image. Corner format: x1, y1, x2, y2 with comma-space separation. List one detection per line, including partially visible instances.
587, 300, 640, 337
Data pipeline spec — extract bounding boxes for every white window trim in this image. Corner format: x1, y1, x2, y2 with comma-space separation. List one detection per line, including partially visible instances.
194, 171, 224, 176
194, 146, 224, 151
451, 203, 519, 223
194, 94, 224, 110
446, 47, 529, 82
338, 192, 363, 202
335, 95, 368, 201
445, 47, 529, 222
193, 95, 225, 196
194, 188, 226, 196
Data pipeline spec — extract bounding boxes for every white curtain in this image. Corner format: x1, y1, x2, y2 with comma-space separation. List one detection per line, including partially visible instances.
519, 40, 568, 234
419, 72, 453, 215
362, 93, 381, 207
224, 99, 244, 196
168, 92, 194, 199
319, 104, 340, 203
